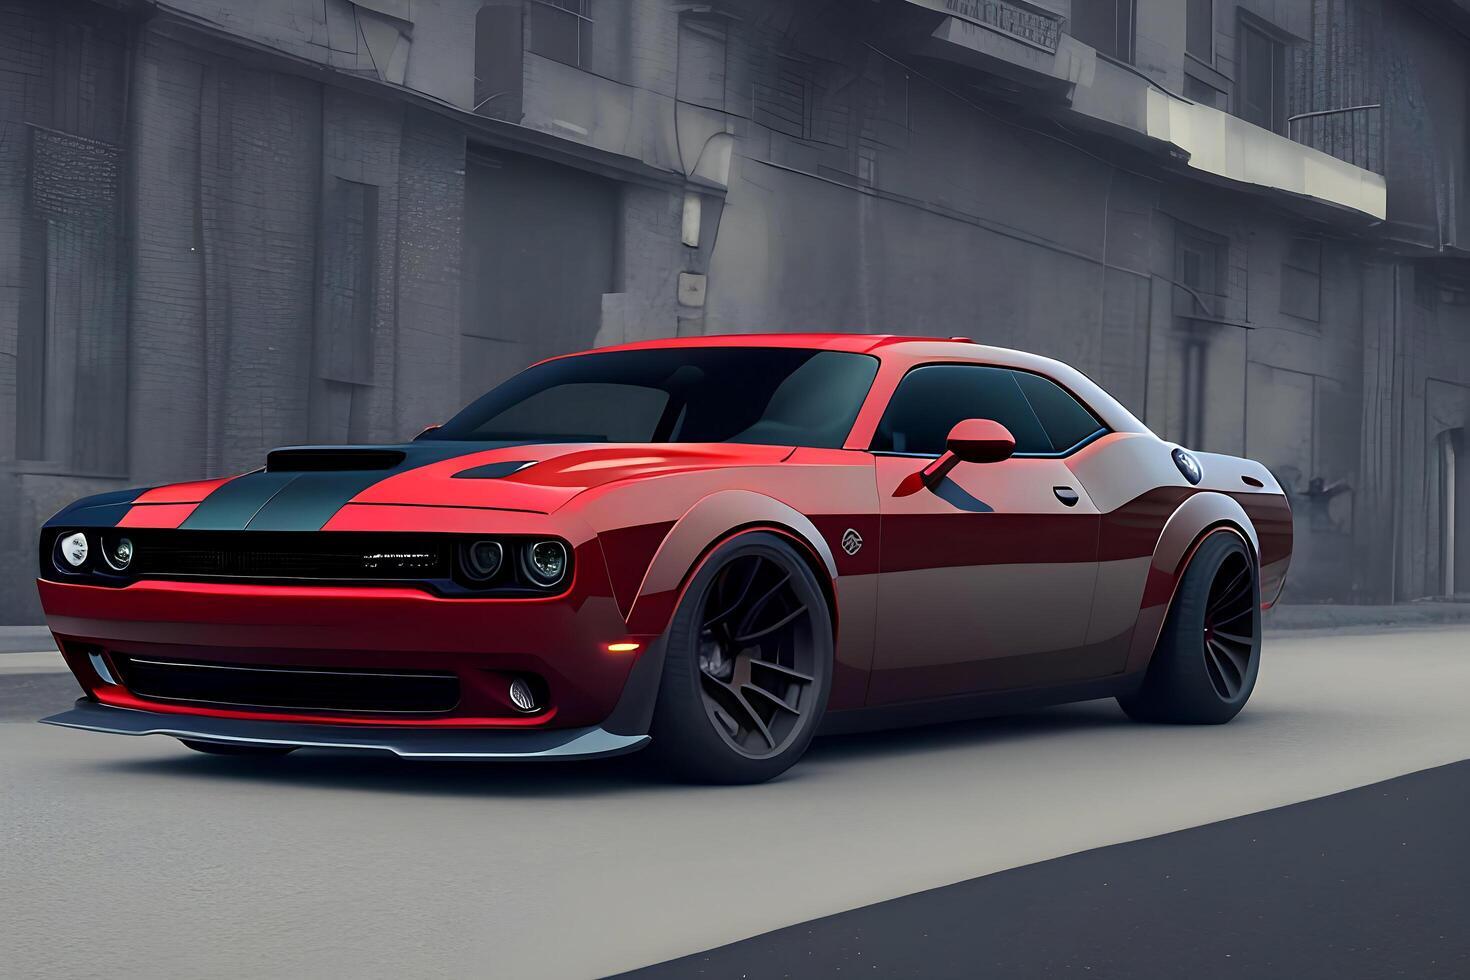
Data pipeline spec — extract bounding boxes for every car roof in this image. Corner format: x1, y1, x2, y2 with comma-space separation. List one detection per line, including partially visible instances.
588, 332, 976, 355
550, 333, 1153, 436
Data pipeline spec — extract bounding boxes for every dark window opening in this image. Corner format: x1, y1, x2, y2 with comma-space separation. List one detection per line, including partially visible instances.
1176, 224, 1227, 317
430, 347, 880, 449
526, 0, 592, 70
1186, 0, 1213, 63
1239, 22, 1287, 134
1184, 74, 1222, 109
1281, 237, 1322, 322
474, 3, 524, 119
1070, 0, 1137, 63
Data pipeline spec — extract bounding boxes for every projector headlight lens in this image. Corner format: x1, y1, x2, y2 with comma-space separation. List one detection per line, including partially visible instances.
104, 537, 133, 571
462, 539, 504, 581
58, 532, 89, 569
523, 540, 568, 587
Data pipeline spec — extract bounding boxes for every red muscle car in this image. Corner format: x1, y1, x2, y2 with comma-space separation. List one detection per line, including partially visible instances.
39, 334, 1291, 783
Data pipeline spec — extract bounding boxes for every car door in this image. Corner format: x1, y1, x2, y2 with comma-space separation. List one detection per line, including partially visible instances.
866, 364, 1106, 705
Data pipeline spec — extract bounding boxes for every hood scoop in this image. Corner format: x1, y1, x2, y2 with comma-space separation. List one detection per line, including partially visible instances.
452, 460, 537, 480
266, 448, 407, 472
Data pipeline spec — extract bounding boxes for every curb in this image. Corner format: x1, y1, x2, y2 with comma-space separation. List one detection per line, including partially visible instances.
1265, 603, 1470, 632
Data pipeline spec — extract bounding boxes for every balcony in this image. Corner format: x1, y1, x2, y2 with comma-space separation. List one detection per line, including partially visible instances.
1143, 86, 1387, 221
908, 2, 1388, 223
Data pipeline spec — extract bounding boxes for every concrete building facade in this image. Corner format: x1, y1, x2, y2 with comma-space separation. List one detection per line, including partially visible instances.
2, 0, 1469, 621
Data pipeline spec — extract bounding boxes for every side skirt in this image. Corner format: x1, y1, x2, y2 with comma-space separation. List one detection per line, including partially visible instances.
816, 672, 1146, 737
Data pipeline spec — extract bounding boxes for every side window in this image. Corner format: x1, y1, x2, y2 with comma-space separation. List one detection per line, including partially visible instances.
1012, 372, 1105, 452
871, 365, 1051, 456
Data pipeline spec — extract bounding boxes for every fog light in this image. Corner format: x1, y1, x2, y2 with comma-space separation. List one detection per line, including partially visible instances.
508, 677, 538, 713
522, 540, 568, 587
58, 532, 89, 569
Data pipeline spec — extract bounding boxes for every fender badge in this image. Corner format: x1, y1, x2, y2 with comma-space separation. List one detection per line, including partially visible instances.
840, 528, 863, 556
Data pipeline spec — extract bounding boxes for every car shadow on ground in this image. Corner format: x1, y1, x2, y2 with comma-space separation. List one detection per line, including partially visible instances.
67, 697, 1306, 799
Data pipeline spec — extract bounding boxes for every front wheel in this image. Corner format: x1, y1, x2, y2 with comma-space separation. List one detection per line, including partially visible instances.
647, 533, 833, 784
1120, 531, 1261, 724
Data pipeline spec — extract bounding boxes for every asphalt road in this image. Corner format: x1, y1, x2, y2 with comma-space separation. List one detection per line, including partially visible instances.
623, 760, 1470, 979
3, 627, 1469, 979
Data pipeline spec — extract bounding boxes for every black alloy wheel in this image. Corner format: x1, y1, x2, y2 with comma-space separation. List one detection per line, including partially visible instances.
648, 533, 833, 783
1201, 547, 1256, 700
1119, 531, 1262, 725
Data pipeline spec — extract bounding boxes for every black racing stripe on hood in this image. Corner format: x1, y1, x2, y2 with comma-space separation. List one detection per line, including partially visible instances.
178, 471, 298, 530
243, 470, 392, 531
43, 487, 152, 530
179, 442, 514, 532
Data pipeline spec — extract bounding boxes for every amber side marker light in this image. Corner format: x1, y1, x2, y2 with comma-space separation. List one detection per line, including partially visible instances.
606, 642, 642, 653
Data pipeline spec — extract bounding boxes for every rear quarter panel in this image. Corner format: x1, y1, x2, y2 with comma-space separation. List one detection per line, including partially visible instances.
1068, 434, 1292, 676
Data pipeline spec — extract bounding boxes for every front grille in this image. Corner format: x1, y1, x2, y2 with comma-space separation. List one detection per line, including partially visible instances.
40, 529, 573, 597
117, 656, 461, 715
126, 531, 451, 583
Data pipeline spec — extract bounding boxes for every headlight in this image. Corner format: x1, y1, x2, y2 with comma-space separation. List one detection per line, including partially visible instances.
103, 536, 134, 571
460, 539, 504, 581
522, 540, 568, 587
57, 532, 89, 569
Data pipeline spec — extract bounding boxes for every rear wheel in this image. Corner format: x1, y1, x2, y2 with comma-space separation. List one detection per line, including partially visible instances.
647, 533, 832, 784
1119, 531, 1261, 724
180, 740, 298, 757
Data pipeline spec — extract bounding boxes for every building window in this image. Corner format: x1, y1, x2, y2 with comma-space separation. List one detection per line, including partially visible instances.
1176, 224, 1226, 318
1070, 0, 1136, 63
526, 0, 592, 69
1186, 0, 1213, 63
1239, 21, 1287, 134
474, 3, 524, 118
1281, 237, 1321, 322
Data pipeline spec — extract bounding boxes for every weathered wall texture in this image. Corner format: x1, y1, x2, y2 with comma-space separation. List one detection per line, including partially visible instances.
2, 0, 1470, 621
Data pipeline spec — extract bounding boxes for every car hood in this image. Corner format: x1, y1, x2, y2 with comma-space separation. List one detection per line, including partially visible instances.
276, 441, 797, 517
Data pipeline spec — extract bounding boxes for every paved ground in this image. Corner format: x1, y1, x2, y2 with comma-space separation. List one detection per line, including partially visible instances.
623, 761, 1470, 978
3, 627, 1469, 979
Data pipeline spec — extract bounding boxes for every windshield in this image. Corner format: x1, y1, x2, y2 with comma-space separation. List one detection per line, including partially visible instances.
425, 347, 880, 448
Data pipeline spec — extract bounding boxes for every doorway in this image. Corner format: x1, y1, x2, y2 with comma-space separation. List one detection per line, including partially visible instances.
1437, 428, 1468, 596
460, 149, 618, 400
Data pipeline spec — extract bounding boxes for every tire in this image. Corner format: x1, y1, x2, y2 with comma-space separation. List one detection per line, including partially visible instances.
647, 532, 833, 784
1119, 531, 1261, 725
179, 740, 298, 757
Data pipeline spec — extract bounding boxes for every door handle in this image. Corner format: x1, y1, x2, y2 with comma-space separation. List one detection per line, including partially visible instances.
1053, 486, 1079, 507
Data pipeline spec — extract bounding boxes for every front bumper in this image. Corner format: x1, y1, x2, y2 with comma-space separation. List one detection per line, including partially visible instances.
37, 572, 652, 730
42, 699, 650, 760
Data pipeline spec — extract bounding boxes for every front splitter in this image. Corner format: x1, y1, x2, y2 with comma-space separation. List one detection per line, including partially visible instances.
40, 699, 650, 761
